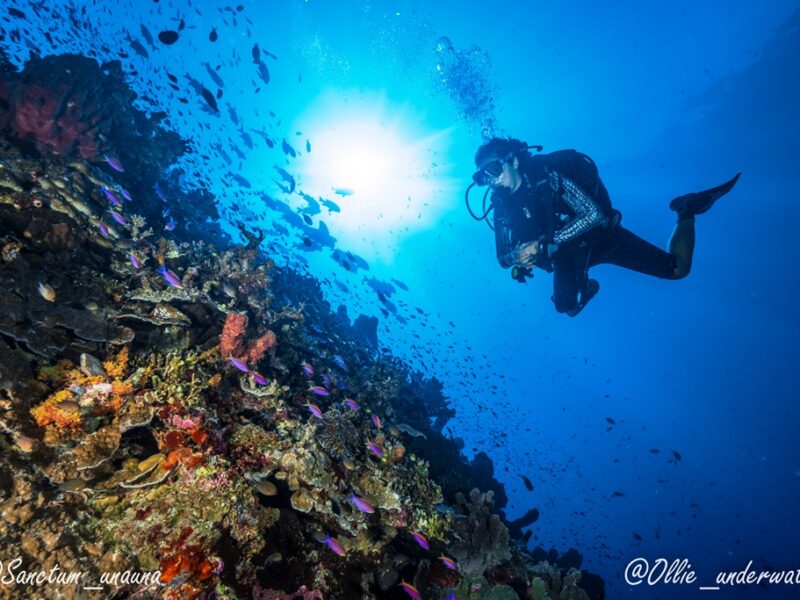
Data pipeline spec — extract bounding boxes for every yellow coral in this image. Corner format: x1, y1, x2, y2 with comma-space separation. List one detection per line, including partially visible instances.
104, 346, 129, 379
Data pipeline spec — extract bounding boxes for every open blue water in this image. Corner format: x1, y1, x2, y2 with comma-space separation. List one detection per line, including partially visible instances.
3, 1, 798, 597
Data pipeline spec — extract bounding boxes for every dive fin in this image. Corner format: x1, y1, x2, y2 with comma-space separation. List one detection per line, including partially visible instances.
669, 173, 741, 217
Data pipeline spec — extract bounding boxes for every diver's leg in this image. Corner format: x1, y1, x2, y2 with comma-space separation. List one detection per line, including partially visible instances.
551, 251, 584, 315
668, 216, 695, 278
592, 226, 679, 279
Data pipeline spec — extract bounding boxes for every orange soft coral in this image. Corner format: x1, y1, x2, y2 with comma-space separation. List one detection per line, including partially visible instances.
30, 389, 82, 430
104, 346, 129, 379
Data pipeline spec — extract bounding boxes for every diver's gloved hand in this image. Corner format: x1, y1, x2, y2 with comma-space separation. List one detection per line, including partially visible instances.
512, 241, 540, 268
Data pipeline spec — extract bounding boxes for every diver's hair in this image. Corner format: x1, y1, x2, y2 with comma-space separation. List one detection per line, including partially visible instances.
474, 137, 531, 167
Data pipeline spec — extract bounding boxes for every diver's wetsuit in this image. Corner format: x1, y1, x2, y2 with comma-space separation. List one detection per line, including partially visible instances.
492, 150, 678, 314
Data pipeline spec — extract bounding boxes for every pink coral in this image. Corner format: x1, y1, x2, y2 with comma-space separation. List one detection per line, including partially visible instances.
0, 55, 119, 160
244, 329, 277, 364
220, 312, 248, 358
220, 312, 276, 365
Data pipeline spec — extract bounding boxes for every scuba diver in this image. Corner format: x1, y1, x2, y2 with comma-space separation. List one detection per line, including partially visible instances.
466, 137, 740, 316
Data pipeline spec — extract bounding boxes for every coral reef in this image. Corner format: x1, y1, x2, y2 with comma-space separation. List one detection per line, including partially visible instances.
0, 51, 605, 600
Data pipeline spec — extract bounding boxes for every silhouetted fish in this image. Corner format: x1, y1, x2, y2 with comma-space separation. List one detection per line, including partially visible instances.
201, 87, 218, 111
158, 30, 179, 45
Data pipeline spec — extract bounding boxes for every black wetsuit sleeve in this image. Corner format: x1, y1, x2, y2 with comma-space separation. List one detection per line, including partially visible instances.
493, 205, 516, 269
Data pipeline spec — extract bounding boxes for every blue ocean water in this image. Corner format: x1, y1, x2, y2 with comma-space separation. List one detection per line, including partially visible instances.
3, 0, 798, 598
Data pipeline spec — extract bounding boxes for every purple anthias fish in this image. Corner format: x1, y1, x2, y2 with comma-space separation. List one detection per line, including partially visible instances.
309, 386, 330, 396
344, 398, 360, 411
411, 531, 429, 550
371, 414, 382, 429
400, 581, 421, 600
367, 440, 383, 457
228, 356, 249, 372
321, 374, 332, 389
302, 362, 314, 377
120, 187, 133, 202
101, 186, 122, 207
104, 155, 124, 172
307, 403, 323, 419
348, 493, 375, 514
324, 534, 346, 557
110, 210, 127, 226
156, 265, 182, 288
440, 555, 458, 571
165, 216, 176, 231
98, 223, 110, 237
128, 253, 142, 269
253, 373, 268, 385
332, 355, 348, 371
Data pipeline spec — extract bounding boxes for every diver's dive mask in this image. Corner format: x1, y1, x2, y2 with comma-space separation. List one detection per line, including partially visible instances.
471, 154, 512, 187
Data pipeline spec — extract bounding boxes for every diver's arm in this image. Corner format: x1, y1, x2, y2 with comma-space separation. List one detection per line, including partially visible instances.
551, 176, 608, 245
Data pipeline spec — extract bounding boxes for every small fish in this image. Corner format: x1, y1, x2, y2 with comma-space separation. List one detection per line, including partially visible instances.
58, 479, 88, 492
366, 440, 383, 457
55, 399, 80, 413
252, 479, 277, 496
321, 374, 332, 389
165, 216, 176, 231
101, 186, 122, 207
104, 155, 124, 172
324, 534, 346, 557
521, 475, 534, 491
410, 531, 429, 550
332, 355, 348, 371
155, 182, 168, 202
37, 282, 56, 302
332, 187, 354, 197
371, 414, 382, 429
253, 373, 268, 386
308, 386, 330, 396
229, 356, 249, 372
344, 398, 360, 411
348, 493, 375, 514
128, 253, 142, 269
302, 362, 314, 377
13, 435, 34, 453
201, 87, 219, 111
307, 402, 323, 419
264, 552, 282, 564
110, 210, 127, 226
158, 30, 179, 45
120, 187, 133, 202
440, 555, 458, 570
445, 591, 457, 600
400, 580, 421, 600
98, 222, 110, 237
222, 282, 237, 299
156, 265, 182, 288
